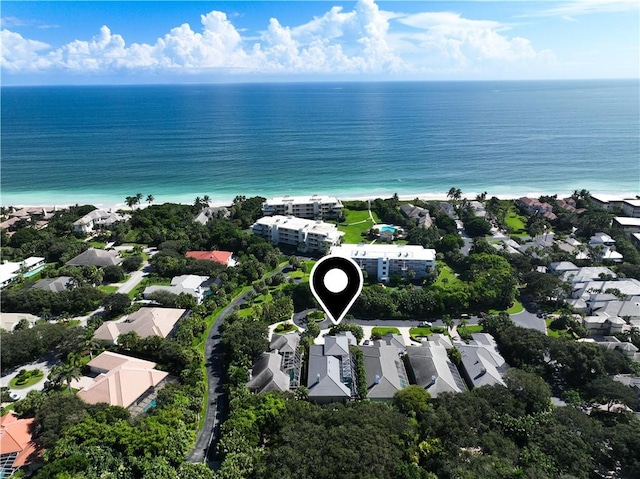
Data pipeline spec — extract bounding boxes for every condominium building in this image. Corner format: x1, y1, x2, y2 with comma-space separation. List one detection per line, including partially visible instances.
330, 244, 436, 282
251, 215, 344, 253
262, 195, 344, 219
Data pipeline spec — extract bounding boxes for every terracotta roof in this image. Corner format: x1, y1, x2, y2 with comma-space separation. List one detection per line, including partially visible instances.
76, 352, 168, 409
186, 250, 232, 265
0, 413, 40, 468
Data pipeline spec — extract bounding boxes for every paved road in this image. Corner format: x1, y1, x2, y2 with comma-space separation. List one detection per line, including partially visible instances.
187, 266, 287, 464
0, 356, 59, 400
116, 261, 150, 295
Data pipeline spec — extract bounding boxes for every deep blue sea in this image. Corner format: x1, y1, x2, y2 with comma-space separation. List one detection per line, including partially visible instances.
1, 80, 638, 207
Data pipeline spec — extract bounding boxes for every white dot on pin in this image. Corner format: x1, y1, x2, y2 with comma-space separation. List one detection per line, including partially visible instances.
324, 268, 348, 294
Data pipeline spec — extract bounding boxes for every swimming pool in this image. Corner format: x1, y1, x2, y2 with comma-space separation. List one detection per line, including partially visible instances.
380, 226, 396, 233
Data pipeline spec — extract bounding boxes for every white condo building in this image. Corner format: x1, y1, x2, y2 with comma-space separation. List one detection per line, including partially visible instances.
262, 195, 343, 219
252, 216, 344, 253
330, 244, 436, 282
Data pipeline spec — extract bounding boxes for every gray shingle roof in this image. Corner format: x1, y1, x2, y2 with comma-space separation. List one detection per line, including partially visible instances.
66, 248, 122, 268
246, 352, 291, 393
406, 343, 466, 397
360, 343, 409, 400
32, 276, 74, 293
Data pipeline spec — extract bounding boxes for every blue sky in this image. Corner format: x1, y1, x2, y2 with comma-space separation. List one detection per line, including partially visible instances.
1, 1, 638, 85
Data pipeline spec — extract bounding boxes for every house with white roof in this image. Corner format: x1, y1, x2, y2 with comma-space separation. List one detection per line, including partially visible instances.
330, 243, 436, 282
143, 275, 210, 303
0, 257, 46, 289
405, 342, 466, 397
622, 199, 640, 218
252, 215, 344, 253
262, 195, 343, 219
614, 217, 640, 234
560, 266, 617, 284
573, 279, 640, 301
73, 209, 129, 234
307, 333, 355, 403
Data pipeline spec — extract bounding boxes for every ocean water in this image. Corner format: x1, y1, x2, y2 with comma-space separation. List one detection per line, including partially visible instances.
1, 80, 638, 207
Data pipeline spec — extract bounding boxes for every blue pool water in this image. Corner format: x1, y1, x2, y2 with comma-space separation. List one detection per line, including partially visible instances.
142, 399, 157, 413
380, 226, 396, 233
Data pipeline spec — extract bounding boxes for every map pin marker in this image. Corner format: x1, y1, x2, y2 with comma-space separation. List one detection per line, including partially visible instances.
310, 255, 363, 325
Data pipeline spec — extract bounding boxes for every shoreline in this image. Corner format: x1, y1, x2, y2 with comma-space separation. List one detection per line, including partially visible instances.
2, 189, 637, 212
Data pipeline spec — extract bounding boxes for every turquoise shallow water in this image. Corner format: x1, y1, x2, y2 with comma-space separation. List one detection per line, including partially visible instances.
1, 80, 638, 207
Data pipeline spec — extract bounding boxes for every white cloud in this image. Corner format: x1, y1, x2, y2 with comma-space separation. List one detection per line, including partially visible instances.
522, 0, 639, 19
1, 0, 552, 80
394, 11, 553, 73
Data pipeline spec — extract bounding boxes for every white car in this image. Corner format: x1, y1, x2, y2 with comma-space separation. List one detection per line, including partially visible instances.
419, 321, 432, 327
9, 392, 20, 401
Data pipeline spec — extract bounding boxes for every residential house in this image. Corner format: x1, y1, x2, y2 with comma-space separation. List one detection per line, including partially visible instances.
252, 216, 344, 253
0, 313, 39, 332
633, 233, 640, 249
591, 196, 625, 212
399, 204, 433, 228
579, 337, 640, 363
186, 250, 236, 267
613, 217, 640, 235
457, 333, 508, 389
622, 199, 640, 218
378, 333, 406, 353
72, 208, 129, 234
436, 202, 457, 219
359, 342, 410, 401
32, 276, 75, 293
144, 275, 210, 303
405, 342, 466, 397
73, 351, 169, 412
588, 232, 623, 262
549, 261, 579, 276
0, 257, 46, 289
572, 279, 640, 301
588, 295, 640, 323
518, 197, 557, 221
65, 249, 122, 268
262, 195, 343, 220
193, 206, 230, 225
307, 333, 355, 403
582, 315, 627, 336
247, 333, 303, 393
246, 352, 292, 394
469, 201, 487, 218
269, 333, 303, 388
330, 243, 436, 282
560, 266, 617, 284
93, 307, 187, 344
0, 412, 41, 478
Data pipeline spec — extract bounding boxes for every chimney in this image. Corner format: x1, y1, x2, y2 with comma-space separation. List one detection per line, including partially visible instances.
248, 369, 253, 380
316, 373, 321, 385
374, 375, 380, 385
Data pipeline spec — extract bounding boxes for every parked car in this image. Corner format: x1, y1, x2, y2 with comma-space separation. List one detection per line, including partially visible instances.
419, 321, 432, 327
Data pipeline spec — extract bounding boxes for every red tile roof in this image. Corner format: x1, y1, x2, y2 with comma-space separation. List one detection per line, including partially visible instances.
0, 413, 40, 468
186, 251, 232, 265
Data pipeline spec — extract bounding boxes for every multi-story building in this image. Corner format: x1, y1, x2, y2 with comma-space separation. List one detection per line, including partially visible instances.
330, 244, 436, 282
251, 215, 344, 252
262, 195, 343, 219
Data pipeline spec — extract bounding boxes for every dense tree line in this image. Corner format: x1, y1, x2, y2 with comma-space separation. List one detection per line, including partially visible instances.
1, 285, 105, 317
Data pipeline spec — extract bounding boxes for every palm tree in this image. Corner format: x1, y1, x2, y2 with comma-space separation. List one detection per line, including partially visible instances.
146, 194, 154, 206
202, 195, 211, 207
62, 363, 82, 392
442, 314, 454, 330
135, 193, 143, 209
125, 196, 136, 209
459, 317, 468, 334
447, 187, 462, 203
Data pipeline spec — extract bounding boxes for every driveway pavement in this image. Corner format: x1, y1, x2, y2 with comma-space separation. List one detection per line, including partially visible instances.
1, 356, 58, 400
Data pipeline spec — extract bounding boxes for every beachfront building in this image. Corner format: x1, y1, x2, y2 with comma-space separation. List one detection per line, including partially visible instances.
251, 215, 344, 253
614, 217, 640, 235
330, 244, 436, 282
622, 200, 640, 218
262, 195, 343, 220
72, 208, 130, 234
399, 204, 433, 228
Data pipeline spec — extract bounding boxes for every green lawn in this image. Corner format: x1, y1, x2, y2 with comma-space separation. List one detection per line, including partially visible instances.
434, 264, 460, 287
505, 209, 528, 236
9, 370, 44, 389
274, 322, 298, 333
409, 327, 433, 337
545, 318, 573, 339
98, 285, 119, 294
458, 324, 483, 335
87, 241, 107, 249
489, 298, 524, 315
372, 327, 400, 336
337, 208, 380, 244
